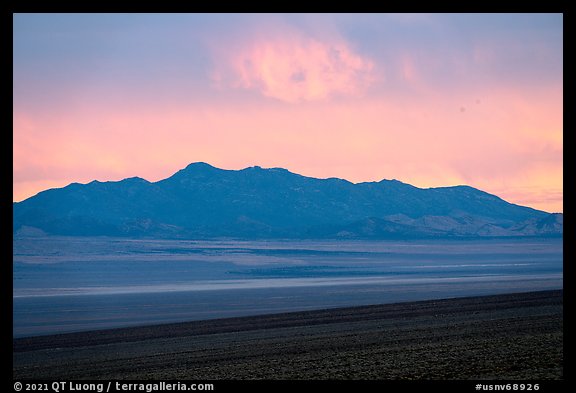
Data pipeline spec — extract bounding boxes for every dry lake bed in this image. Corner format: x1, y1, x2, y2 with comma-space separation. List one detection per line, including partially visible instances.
13, 237, 562, 338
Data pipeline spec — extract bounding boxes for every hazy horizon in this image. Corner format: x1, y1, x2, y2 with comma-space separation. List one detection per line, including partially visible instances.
12, 161, 563, 214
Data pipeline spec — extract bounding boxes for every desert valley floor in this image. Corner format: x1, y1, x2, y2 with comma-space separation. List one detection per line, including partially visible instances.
13, 290, 563, 380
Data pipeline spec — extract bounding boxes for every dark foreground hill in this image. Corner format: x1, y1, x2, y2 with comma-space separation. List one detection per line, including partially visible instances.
13, 162, 562, 239
13, 290, 563, 380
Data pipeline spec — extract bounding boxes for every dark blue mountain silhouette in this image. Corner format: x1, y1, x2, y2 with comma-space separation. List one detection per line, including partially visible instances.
13, 162, 562, 238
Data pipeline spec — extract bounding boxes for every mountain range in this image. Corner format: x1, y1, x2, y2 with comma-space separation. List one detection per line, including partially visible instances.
13, 162, 563, 239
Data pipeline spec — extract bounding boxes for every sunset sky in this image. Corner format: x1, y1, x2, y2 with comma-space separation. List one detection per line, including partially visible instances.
13, 13, 563, 213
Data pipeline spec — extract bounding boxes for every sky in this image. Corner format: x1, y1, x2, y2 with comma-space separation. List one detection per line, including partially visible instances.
13, 13, 563, 213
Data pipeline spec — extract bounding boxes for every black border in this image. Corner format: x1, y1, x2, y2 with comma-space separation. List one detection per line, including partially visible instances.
8, 6, 568, 392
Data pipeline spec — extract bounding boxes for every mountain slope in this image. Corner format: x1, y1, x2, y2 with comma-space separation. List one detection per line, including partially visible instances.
13, 163, 562, 239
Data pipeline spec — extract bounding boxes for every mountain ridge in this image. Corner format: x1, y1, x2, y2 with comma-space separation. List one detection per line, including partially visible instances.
13, 163, 562, 239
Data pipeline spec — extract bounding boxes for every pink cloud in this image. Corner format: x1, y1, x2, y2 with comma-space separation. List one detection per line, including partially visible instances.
211, 32, 376, 103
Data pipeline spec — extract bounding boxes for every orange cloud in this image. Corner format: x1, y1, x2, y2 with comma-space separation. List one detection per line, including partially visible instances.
211, 33, 376, 103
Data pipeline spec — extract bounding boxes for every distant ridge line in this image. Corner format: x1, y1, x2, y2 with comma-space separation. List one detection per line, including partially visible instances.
13, 162, 562, 239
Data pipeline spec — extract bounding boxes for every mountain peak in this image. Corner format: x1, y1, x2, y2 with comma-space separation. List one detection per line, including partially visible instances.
123, 176, 149, 183
378, 178, 408, 185
169, 162, 223, 178
240, 165, 298, 176
184, 162, 217, 171
242, 165, 264, 171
